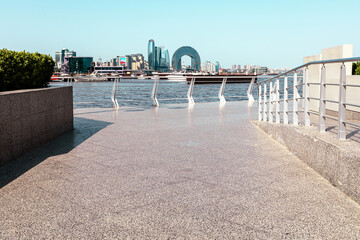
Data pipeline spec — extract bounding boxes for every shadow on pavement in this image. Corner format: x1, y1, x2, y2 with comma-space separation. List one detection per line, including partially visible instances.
0, 117, 112, 189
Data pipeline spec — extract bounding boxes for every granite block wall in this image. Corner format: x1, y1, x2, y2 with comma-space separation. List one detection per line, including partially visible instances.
0, 86, 73, 166
253, 120, 360, 204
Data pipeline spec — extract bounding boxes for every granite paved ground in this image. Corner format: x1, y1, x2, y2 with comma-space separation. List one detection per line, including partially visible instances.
1, 101, 360, 239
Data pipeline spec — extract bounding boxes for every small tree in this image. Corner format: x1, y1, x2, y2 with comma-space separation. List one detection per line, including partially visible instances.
352, 62, 360, 75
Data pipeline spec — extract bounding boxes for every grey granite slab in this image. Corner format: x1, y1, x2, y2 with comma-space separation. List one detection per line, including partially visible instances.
0, 101, 359, 239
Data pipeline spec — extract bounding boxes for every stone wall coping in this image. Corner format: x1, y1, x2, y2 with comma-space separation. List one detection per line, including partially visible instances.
0, 86, 72, 95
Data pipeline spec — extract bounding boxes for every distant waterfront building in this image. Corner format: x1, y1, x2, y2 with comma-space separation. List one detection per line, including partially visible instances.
117, 55, 132, 69
203, 61, 216, 73
102, 61, 110, 67
163, 49, 170, 69
110, 58, 117, 67
148, 40, 155, 70
62, 56, 93, 74
130, 54, 144, 70
147, 39, 170, 72
55, 48, 76, 69
155, 47, 161, 70
117, 54, 144, 70
216, 61, 220, 72
251, 66, 268, 75
172, 46, 201, 72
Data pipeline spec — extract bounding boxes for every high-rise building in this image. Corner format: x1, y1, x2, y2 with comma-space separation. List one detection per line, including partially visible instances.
163, 49, 170, 70
148, 40, 170, 72
148, 40, 155, 70
55, 48, 76, 69
155, 47, 161, 70
216, 61, 220, 72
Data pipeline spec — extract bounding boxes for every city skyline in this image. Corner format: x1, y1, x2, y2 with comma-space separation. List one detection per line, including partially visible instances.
1, 0, 359, 69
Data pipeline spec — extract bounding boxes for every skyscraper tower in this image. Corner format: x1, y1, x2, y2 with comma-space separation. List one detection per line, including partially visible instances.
148, 39, 170, 72
163, 49, 170, 69
155, 46, 162, 70
148, 39, 155, 70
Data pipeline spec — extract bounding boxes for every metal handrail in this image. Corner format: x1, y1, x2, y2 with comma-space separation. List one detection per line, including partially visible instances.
257, 57, 360, 84
53, 76, 258, 109
257, 56, 360, 140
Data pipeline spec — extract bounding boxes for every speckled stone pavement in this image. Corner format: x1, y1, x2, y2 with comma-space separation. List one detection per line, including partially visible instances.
1, 102, 360, 239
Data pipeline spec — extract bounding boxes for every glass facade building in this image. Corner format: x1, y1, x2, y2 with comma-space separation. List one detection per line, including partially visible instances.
148, 39, 170, 72
163, 49, 170, 69
148, 40, 155, 70
171, 46, 201, 72
62, 57, 93, 74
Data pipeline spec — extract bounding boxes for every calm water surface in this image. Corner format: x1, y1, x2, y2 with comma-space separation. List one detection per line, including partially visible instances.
50, 76, 303, 109
50, 79, 256, 109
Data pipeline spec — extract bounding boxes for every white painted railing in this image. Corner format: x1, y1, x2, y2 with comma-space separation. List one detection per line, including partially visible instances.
257, 57, 360, 140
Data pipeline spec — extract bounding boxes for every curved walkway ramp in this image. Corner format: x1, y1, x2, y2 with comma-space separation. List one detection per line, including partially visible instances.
1, 102, 360, 239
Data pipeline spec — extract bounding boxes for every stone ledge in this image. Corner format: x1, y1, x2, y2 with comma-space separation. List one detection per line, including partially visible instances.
252, 120, 360, 204
0, 86, 73, 166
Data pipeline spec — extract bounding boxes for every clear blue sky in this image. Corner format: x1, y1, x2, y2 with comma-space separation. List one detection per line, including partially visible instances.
1, 0, 358, 69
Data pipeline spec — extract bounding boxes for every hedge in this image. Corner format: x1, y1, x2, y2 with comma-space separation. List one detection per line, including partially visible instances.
0, 49, 55, 91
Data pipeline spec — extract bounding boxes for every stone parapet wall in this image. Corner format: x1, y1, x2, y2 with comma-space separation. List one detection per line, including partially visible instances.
0, 86, 73, 166
253, 120, 360, 204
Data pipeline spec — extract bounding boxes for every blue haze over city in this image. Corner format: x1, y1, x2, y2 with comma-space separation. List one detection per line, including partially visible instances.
1, 0, 359, 69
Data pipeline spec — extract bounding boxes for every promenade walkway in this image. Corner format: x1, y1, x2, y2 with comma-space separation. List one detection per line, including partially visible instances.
1, 102, 360, 239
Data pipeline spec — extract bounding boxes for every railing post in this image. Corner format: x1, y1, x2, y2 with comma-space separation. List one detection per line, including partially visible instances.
218, 77, 227, 103
338, 64, 347, 140
269, 81, 273, 122
293, 73, 299, 125
319, 65, 326, 132
263, 84, 267, 121
283, 76, 288, 124
247, 77, 256, 102
151, 76, 159, 106
111, 78, 119, 109
258, 84, 262, 121
187, 78, 195, 105
275, 78, 280, 123
304, 67, 310, 126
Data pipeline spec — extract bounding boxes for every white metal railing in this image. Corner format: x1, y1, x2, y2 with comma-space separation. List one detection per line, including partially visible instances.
51, 76, 257, 108
257, 57, 360, 140
111, 76, 256, 107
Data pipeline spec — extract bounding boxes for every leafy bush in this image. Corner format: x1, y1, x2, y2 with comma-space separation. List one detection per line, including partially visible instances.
0, 49, 55, 91
352, 62, 360, 75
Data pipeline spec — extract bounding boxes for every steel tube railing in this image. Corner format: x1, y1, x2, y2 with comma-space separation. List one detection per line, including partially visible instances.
256, 56, 360, 140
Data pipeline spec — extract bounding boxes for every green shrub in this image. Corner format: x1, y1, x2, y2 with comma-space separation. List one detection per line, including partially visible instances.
0, 49, 55, 91
352, 62, 360, 75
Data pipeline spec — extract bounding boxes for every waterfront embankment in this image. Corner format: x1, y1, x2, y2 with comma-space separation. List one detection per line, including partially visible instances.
1, 102, 359, 238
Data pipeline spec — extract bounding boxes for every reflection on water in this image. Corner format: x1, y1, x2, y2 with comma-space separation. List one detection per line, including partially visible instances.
50, 79, 258, 109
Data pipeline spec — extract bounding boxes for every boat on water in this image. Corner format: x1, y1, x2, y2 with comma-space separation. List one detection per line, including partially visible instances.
186, 74, 257, 84
166, 73, 187, 82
